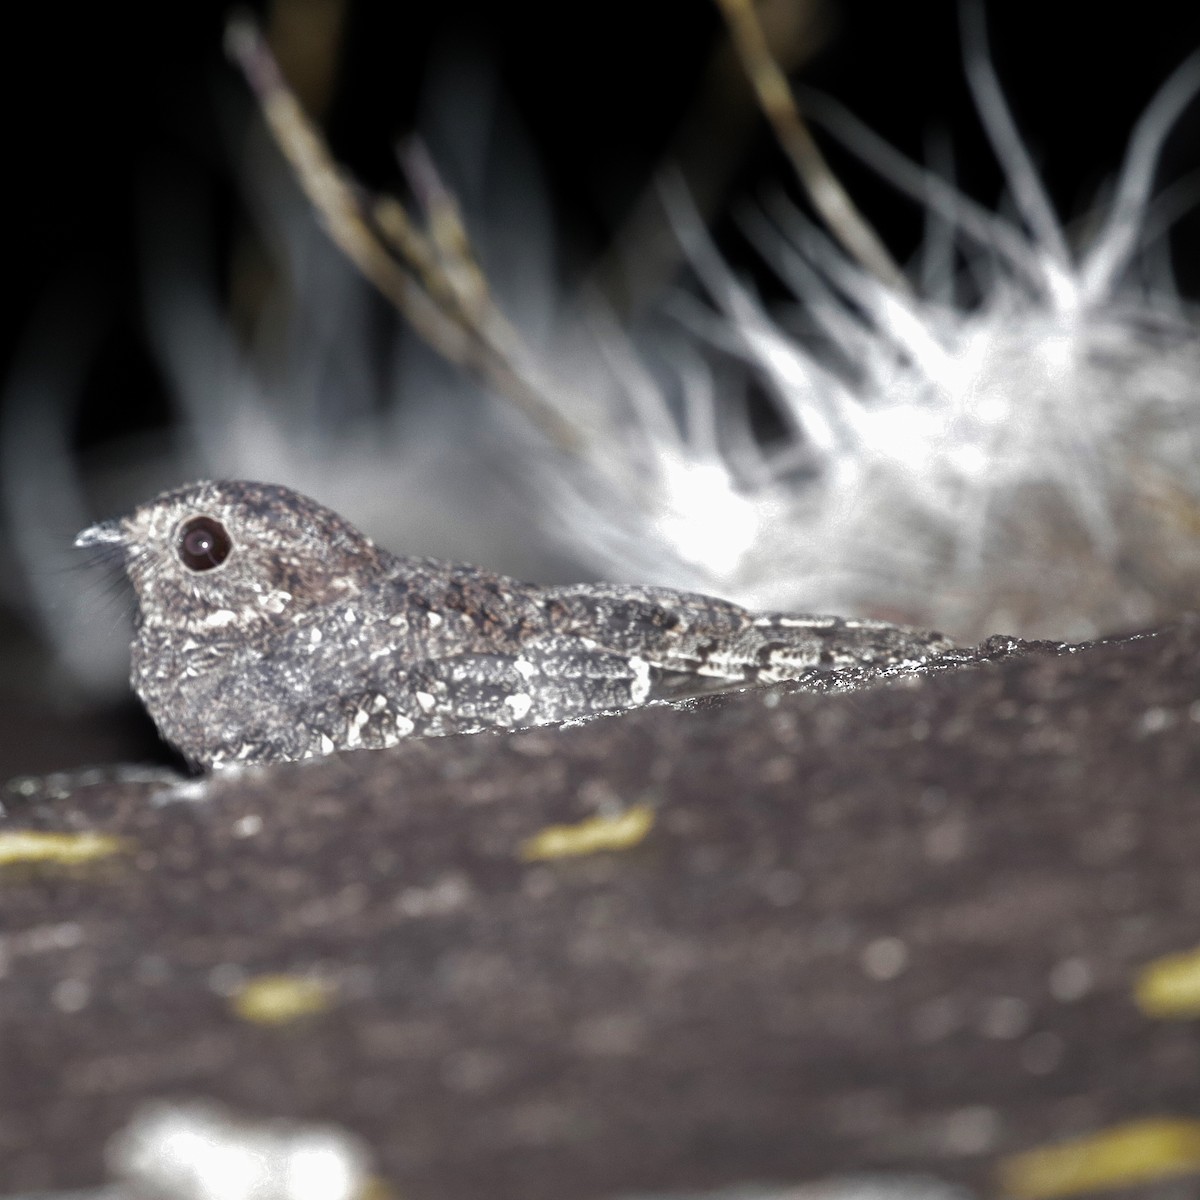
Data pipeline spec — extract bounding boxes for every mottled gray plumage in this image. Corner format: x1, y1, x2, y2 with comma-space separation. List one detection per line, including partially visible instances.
76, 480, 953, 770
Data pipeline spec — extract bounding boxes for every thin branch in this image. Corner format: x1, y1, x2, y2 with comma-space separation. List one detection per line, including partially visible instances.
397, 138, 487, 316
224, 16, 583, 453
392, 137, 528, 362
713, 0, 910, 294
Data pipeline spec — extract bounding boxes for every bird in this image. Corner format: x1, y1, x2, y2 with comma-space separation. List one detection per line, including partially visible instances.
76, 480, 953, 771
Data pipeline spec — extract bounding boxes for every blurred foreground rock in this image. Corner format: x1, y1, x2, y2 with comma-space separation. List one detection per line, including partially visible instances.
2, 620, 1199, 1197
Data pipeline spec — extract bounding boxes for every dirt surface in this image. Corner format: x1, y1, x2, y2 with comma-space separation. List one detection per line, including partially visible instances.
2, 622, 1199, 1196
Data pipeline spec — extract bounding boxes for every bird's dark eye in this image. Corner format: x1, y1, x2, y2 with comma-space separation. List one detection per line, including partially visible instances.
177, 515, 232, 572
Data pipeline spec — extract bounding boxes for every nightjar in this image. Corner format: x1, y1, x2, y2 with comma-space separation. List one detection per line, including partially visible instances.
77, 480, 953, 770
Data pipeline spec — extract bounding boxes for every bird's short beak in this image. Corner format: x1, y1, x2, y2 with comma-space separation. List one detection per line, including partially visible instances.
74, 519, 126, 550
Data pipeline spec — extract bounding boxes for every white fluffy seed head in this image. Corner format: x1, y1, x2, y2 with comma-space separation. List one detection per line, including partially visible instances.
526, 57, 1200, 643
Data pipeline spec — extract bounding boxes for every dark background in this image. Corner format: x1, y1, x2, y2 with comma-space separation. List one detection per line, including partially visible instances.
2, 0, 1200, 773
5, 1, 1200, 450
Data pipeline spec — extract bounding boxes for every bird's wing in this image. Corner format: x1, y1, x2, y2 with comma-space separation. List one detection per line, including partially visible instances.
540, 583, 954, 684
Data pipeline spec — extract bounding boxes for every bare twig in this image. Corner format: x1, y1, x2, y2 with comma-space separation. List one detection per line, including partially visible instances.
224, 15, 584, 452
396, 138, 496, 325
367, 142, 535, 377
713, 0, 910, 293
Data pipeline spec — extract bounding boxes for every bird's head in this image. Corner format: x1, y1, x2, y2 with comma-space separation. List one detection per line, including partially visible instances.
76, 479, 385, 638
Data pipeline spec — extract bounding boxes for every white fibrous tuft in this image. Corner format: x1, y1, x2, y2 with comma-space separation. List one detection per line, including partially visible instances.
523, 51, 1200, 642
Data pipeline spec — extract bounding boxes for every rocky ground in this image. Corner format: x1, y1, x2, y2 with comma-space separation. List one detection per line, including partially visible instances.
1, 621, 1199, 1198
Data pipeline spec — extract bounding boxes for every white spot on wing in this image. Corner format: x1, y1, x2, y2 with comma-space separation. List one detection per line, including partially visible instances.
504, 693, 533, 720
204, 609, 238, 628
258, 589, 291, 614
756, 615, 834, 629
416, 691, 437, 713
346, 710, 368, 748
628, 656, 651, 704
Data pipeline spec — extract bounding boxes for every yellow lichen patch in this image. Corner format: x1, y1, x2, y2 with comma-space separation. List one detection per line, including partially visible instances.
1134, 946, 1200, 1018
0, 830, 128, 867
999, 1118, 1200, 1198
520, 805, 655, 862
359, 1179, 400, 1200
230, 974, 335, 1025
